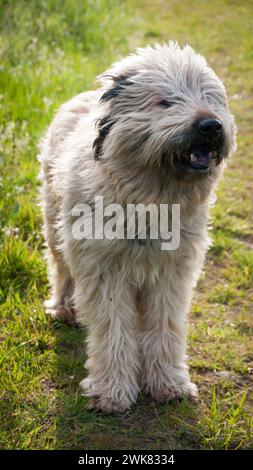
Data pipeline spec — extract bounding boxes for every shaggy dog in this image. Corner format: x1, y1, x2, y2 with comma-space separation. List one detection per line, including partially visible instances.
39, 42, 236, 412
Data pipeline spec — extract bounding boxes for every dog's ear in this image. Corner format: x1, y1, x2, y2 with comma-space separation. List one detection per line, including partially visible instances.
99, 75, 133, 103
93, 115, 115, 161
93, 75, 133, 160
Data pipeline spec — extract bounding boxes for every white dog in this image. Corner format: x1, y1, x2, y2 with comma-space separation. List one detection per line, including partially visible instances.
39, 42, 236, 412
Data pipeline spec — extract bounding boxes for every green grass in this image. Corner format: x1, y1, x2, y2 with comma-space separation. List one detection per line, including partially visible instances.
0, 0, 253, 450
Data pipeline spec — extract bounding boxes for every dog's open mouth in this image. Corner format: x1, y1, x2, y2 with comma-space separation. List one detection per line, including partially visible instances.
176, 146, 221, 173
188, 147, 217, 171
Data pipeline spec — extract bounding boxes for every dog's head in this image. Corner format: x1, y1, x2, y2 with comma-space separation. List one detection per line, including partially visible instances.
94, 42, 236, 178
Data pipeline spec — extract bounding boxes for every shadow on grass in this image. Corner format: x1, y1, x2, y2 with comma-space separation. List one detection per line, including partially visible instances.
53, 322, 202, 450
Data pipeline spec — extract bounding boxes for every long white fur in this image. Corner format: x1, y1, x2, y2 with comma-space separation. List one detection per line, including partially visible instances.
39, 42, 236, 412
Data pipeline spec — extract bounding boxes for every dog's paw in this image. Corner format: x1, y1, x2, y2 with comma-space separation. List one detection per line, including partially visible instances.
87, 396, 132, 413
151, 381, 198, 404
45, 300, 78, 327
80, 378, 134, 413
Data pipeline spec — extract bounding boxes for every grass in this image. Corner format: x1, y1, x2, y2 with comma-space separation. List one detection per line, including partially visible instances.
0, 0, 253, 450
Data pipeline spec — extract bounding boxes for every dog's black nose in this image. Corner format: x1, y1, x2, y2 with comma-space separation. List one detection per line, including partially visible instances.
198, 118, 222, 136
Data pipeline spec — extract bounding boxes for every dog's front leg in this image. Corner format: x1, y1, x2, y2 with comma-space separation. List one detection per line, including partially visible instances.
139, 273, 198, 403
76, 276, 140, 412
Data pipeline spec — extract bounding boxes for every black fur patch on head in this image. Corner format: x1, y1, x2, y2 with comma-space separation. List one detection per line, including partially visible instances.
93, 75, 133, 160
100, 77, 133, 103
93, 116, 115, 161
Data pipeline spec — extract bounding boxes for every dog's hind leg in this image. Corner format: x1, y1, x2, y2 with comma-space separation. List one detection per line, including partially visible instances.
40, 163, 76, 326
41, 187, 76, 325
44, 247, 77, 326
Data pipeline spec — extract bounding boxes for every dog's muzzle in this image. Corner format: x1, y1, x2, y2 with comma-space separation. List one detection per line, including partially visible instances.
173, 117, 224, 174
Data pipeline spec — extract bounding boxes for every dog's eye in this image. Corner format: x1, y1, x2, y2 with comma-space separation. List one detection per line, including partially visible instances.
159, 100, 174, 108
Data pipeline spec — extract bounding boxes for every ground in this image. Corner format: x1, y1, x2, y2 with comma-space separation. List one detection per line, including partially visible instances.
0, 0, 252, 450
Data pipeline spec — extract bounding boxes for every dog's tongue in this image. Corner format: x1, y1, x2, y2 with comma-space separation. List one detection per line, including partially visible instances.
190, 148, 212, 169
